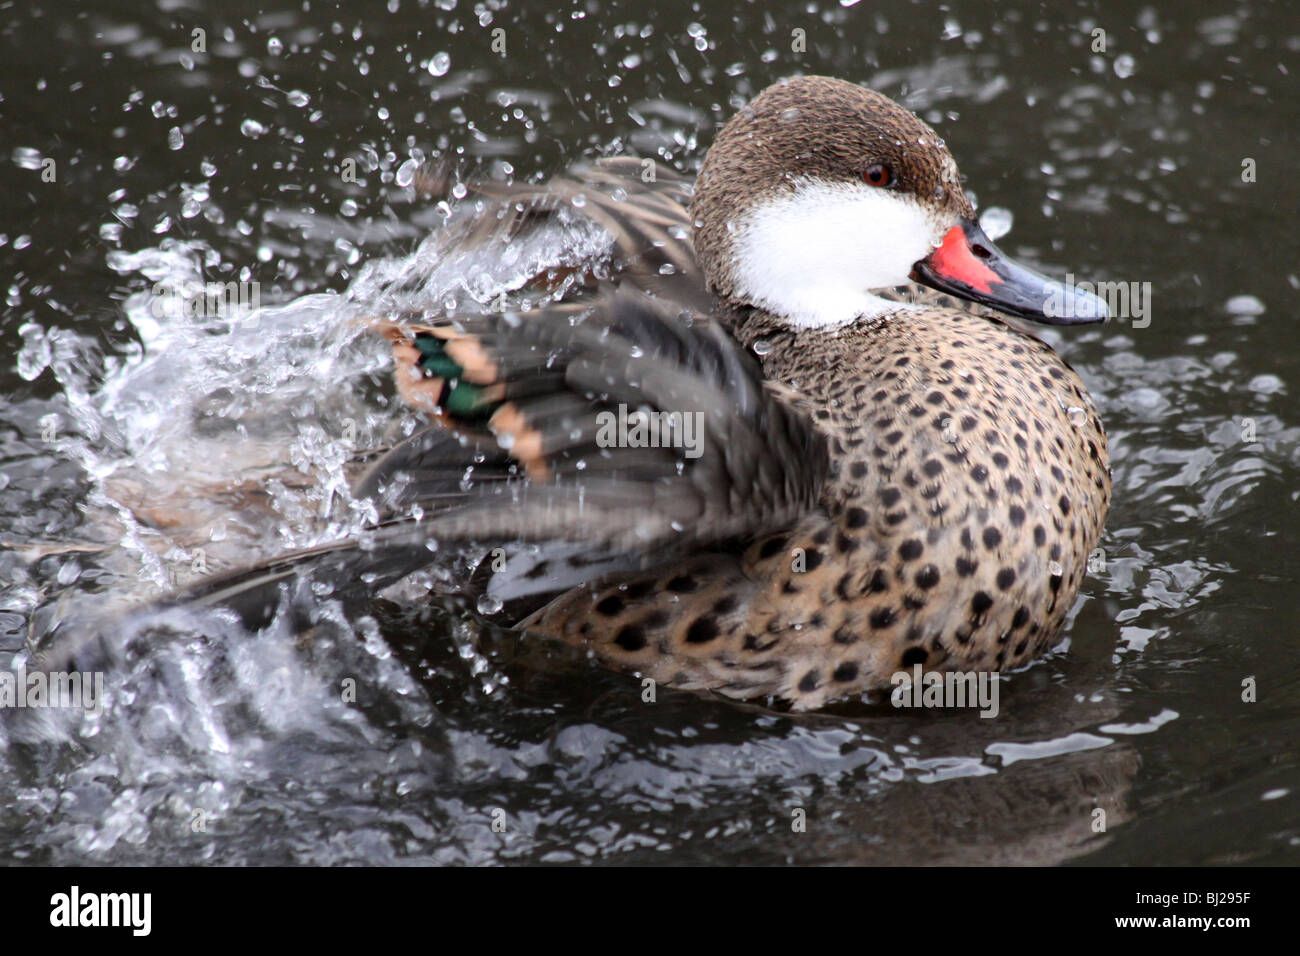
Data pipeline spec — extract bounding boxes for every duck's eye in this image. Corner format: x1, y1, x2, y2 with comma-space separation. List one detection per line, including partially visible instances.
863, 163, 893, 187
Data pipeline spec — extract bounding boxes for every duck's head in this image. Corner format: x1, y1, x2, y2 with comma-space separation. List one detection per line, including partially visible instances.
691, 75, 1107, 329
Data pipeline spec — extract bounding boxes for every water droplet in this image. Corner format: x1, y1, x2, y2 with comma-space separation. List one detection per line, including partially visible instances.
167, 127, 184, 150
56, 561, 81, 586
752, 339, 772, 356
476, 593, 503, 615
1224, 294, 1265, 317
979, 207, 1014, 241
1113, 54, 1137, 78
428, 52, 451, 77
1048, 560, 1064, 577
240, 118, 266, 139
1067, 406, 1087, 427
395, 158, 419, 187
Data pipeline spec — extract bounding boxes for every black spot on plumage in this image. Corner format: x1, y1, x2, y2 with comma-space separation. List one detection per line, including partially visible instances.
879, 487, 902, 507
595, 595, 625, 616
685, 617, 720, 644
798, 670, 820, 693
758, 536, 788, 559
833, 661, 860, 683
898, 539, 923, 561
956, 556, 978, 577
1008, 505, 1025, 527
666, 574, 698, 593
971, 591, 993, 615
867, 568, 889, 593
713, 594, 739, 615
983, 527, 1002, 550
1034, 525, 1047, 547
624, 580, 655, 600
614, 625, 646, 652
1012, 606, 1030, 629
901, 646, 927, 667
915, 564, 940, 589
996, 568, 1017, 590
869, 607, 897, 629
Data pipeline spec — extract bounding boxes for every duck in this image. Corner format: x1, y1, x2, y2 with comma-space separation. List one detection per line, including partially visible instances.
81, 75, 1112, 711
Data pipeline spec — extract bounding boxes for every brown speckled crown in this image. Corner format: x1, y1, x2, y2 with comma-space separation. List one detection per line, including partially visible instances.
691, 75, 975, 306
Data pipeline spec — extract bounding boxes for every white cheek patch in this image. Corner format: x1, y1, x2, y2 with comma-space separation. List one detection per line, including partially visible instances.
732, 179, 946, 329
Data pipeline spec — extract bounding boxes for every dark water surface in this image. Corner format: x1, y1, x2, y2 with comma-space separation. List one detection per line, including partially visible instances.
0, 0, 1297, 864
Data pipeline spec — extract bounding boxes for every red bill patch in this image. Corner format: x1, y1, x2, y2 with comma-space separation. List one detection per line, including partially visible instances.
927, 225, 1001, 295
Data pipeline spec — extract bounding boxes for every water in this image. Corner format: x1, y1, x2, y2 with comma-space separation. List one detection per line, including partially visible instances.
1, 0, 1297, 865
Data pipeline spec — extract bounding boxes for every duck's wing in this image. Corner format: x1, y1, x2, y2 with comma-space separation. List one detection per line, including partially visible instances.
364, 285, 827, 551
418, 157, 714, 312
